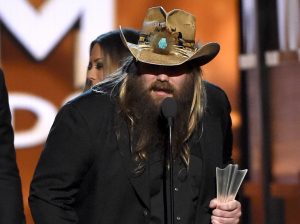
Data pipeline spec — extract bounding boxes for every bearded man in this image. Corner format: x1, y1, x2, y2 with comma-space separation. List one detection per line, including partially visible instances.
29, 6, 242, 224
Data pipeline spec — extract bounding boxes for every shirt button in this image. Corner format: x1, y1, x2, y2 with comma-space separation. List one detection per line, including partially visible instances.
174, 187, 179, 192
176, 216, 181, 221
143, 209, 148, 216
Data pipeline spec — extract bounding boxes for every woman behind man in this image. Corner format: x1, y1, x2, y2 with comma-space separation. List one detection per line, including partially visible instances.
84, 29, 139, 91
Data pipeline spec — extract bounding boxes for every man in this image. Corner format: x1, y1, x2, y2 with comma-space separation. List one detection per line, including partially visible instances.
0, 69, 26, 224
29, 6, 241, 224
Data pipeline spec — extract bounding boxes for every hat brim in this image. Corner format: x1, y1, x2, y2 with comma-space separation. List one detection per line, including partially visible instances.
120, 27, 220, 66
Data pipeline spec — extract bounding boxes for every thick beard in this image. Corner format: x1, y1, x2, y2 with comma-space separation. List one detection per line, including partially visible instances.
122, 73, 194, 161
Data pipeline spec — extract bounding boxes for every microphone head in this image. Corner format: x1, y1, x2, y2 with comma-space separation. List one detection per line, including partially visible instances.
161, 97, 177, 119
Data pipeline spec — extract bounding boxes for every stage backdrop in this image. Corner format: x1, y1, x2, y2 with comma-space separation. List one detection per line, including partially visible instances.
0, 0, 240, 223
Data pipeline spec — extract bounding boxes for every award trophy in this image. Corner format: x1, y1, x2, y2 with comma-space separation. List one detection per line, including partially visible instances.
216, 164, 248, 202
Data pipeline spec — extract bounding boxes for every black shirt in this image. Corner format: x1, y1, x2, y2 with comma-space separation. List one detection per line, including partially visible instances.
149, 149, 201, 224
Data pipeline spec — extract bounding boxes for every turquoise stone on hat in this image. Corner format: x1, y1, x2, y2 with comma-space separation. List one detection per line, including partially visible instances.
158, 38, 167, 49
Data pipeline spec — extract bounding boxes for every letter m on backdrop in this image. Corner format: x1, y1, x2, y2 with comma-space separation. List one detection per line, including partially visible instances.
0, 0, 114, 86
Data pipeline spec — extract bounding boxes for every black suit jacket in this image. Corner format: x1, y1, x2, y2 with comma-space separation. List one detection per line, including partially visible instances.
0, 69, 25, 224
29, 81, 233, 224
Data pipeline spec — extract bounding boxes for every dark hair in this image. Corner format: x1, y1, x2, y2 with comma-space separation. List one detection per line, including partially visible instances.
89, 29, 139, 75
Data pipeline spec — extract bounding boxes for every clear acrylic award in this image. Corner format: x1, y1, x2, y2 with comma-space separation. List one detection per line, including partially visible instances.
216, 164, 248, 202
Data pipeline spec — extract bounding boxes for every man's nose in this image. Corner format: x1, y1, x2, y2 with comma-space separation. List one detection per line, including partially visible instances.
156, 73, 169, 81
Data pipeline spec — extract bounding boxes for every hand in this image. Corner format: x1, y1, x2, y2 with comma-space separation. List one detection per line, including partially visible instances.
209, 198, 241, 224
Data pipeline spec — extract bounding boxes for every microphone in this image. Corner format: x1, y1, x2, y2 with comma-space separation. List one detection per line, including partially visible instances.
161, 97, 177, 127
161, 97, 177, 224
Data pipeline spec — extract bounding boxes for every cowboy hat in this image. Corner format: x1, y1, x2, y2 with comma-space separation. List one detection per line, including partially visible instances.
120, 6, 220, 66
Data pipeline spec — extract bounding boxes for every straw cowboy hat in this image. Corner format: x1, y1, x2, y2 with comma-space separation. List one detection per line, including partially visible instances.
120, 6, 220, 66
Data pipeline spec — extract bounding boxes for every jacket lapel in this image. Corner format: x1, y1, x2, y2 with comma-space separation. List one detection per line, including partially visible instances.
114, 113, 150, 210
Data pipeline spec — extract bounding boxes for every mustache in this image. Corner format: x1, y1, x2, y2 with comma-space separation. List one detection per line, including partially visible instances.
150, 81, 175, 94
